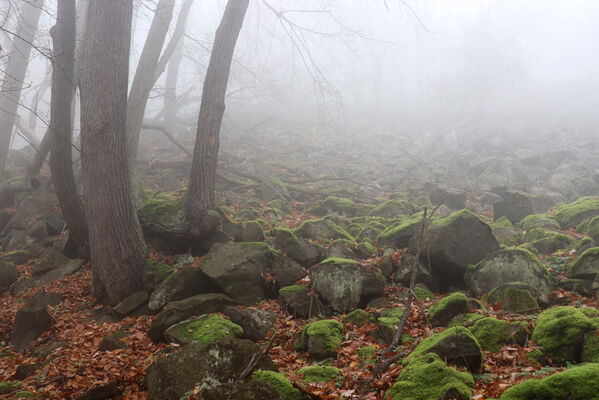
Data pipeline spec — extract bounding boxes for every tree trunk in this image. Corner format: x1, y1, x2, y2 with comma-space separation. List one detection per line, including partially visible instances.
126, 0, 176, 165
0, 0, 45, 176
80, 0, 146, 306
49, 0, 88, 254
184, 0, 249, 227
164, 39, 184, 135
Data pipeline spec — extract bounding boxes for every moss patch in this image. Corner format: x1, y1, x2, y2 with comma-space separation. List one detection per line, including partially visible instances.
550, 196, 599, 227
297, 366, 341, 383
413, 283, 435, 301
251, 371, 305, 400
468, 317, 511, 352
296, 319, 344, 358
428, 292, 470, 327
343, 309, 372, 326
182, 314, 243, 346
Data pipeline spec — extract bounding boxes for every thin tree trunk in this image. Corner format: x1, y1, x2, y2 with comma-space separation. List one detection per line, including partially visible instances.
49, 0, 88, 253
80, 0, 146, 306
126, 0, 176, 165
0, 0, 45, 176
185, 0, 249, 227
164, 39, 183, 135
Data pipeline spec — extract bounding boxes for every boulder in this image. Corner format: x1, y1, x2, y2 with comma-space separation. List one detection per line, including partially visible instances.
518, 213, 561, 231
486, 282, 539, 312
31, 247, 67, 276
295, 218, 354, 242
11, 298, 53, 351
146, 337, 277, 400
251, 371, 305, 400
113, 291, 149, 316
11, 258, 85, 295
385, 353, 474, 400
148, 293, 238, 342
522, 228, 575, 254
491, 216, 520, 247
410, 210, 499, 290
322, 196, 357, 217
369, 199, 416, 218
531, 306, 599, 363
405, 326, 483, 371
297, 366, 341, 384
582, 330, 599, 362
279, 285, 321, 318
198, 381, 281, 400
164, 314, 243, 346
428, 293, 470, 327
272, 228, 324, 267
499, 363, 599, 400
224, 306, 277, 342
569, 247, 599, 280
148, 266, 214, 311
295, 319, 343, 359
464, 248, 552, 305
236, 221, 265, 242
75, 381, 122, 400
325, 240, 359, 260
468, 317, 524, 352
550, 196, 599, 227
492, 189, 534, 223
0, 260, 18, 293
198, 242, 271, 305
377, 218, 422, 248
143, 260, 173, 292
310, 258, 384, 313
2, 250, 30, 265
269, 254, 306, 287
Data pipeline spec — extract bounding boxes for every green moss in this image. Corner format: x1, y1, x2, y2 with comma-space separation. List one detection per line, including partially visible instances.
531, 306, 599, 363
0, 382, 20, 395
138, 194, 183, 223
296, 320, 344, 357
550, 196, 599, 227
448, 313, 481, 327
297, 366, 341, 383
217, 205, 234, 215
182, 315, 243, 346
385, 353, 474, 400
323, 196, 358, 215
428, 293, 469, 326
380, 307, 405, 319
359, 240, 377, 254
343, 309, 372, 326
432, 209, 485, 228
493, 216, 516, 230
295, 218, 354, 242
499, 363, 599, 399
319, 257, 358, 265
377, 217, 422, 245
246, 199, 263, 209
16, 391, 36, 399
358, 345, 377, 362
519, 214, 561, 231
369, 199, 415, 218
569, 247, 599, 277
406, 326, 482, 367
486, 283, 539, 312
526, 348, 543, 363
582, 330, 599, 362
413, 283, 435, 301
279, 285, 309, 294
251, 371, 304, 400
468, 317, 511, 352
272, 228, 300, 245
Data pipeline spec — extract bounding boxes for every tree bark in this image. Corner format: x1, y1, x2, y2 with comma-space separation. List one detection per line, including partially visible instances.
49, 0, 88, 254
164, 39, 184, 135
185, 0, 249, 227
80, 0, 147, 306
0, 0, 45, 176
126, 0, 176, 165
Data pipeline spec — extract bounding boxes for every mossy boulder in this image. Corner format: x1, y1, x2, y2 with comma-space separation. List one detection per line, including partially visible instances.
0, 259, 18, 293
223, 306, 277, 342
409, 210, 499, 290
270, 253, 307, 287
569, 247, 599, 280
236, 221, 265, 242
550, 196, 599, 227
251, 371, 304, 400
468, 317, 514, 352
531, 306, 599, 363
149, 293, 238, 342
405, 326, 483, 371
272, 228, 324, 267
386, 353, 474, 400
295, 319, 343, 359
146, 337, 277, 400
325, 240, 359, 260
322, 196, 358, 217
144, 259, 174, 292
582, 330, 599, 362
369, 199, 416, 218
519, 213, 561, 231
310, 258, 384, 313
31, 247, 67, 276
343, 309, 372, 326
486, 282, 539, 312
295, 218, 354, 242
499, 363, 599, 400
297, 366, 341, 383
522, 228, 575, 254
464, 248, 552, 305
197, 381, 281, 400
164, 314, 243, 345
148, 266, 214, 311
377, 217, 422, 248
198, 242, 272, 305
493, 190, 535, 223
492, 216, 520, 246
279, 285, 318, 318
414, 283, 435, 301
2, 250, 30, 265
11, 295, 53, 351
428, 292, 470, 327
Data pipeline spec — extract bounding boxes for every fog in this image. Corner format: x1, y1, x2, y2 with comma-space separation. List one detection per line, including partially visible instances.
5, 0, 599, 148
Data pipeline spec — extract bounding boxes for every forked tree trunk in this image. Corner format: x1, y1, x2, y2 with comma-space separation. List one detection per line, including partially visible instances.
0, 0, 45, 176
184, 0, 249, 229
49, 0, 88, 253
80, 0, 146, 306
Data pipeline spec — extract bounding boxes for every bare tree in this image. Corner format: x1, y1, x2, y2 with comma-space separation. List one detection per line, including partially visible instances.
80, 0, 146, 306
49, 0, 88, 253
0, 0, 45, 176
184, 0, 249, 231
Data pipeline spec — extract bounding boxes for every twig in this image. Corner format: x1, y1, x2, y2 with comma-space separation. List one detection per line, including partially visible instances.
237, 333, 277, 381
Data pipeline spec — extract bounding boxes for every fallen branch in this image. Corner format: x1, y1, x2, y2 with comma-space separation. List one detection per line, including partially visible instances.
237, 333, 277, 381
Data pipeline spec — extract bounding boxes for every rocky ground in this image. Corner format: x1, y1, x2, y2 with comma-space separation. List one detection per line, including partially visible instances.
1, 123, 599, 399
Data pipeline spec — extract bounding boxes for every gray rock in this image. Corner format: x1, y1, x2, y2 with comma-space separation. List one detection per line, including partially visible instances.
224, 306, 277, 342
269, 254, 306, 287
492, 189, 534, 223
236, 221, 265, 242
0, 260, 18, 293
11, 258, 85, 295
31, 247, 67, 276
11, 299, 52, 351
98, 335, 127, 351
272, 228, 323, 267
197, 381, 280, 400
295, 218, 354, 242
113, 291, 149, 316
148, 266, 214, 311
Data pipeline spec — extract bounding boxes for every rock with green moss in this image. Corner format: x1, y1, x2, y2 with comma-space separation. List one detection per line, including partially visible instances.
224, 306, 277, 342
519, 213, 561, 231
0, 260, 18, 293
251, 371, 305, 400
279, 285, 322, 318
138, 193, 184, 229
295, 218, 354, 242
492, 216, 520, 246
584, 216, 599, 242
376, 315, 405, 343
269, 253, 306, 287
199, 242, 272, 305
377, 217, 422, 248
164, 314, 243, 346
405, 326, 483, 371
297, 366, 341, 383
236, 221, 265, 242
358, 345, 377, 364
343, 309, 372, 326
272, 228, 324, 267
295, 319, 344, 359
197, 381, 281, 400
310, 258, 384, 313
15, 391, 36, 398
386, 353, 474, 400
522, 228, 575, 254
464, 248, 552, 305
486, 282, 539, 312
582, 330, 599, 362
146, 337, 277, 400
0, 382, 20, 395
322, 196, 358, 217
369, 199, 416, 218
569, 247, 599, 280
531, 306, 599, 363
550, 196, 599, 227
493, 190, 535, 223
393, 253, 436, 289
2, 250, 30, 265
429, 293, 470, 327
325, 240, 359, 260
409, 210, 499, 291
356, 226, 382, 243
144, 259, 174, 292
499, 363, 599, 400
447, 313, 481, 328
576, 236, 594, 253
468, 317, 514, 352
148, 266, 214, 311
148, 293, 238, 342
414, 283, 435, 301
